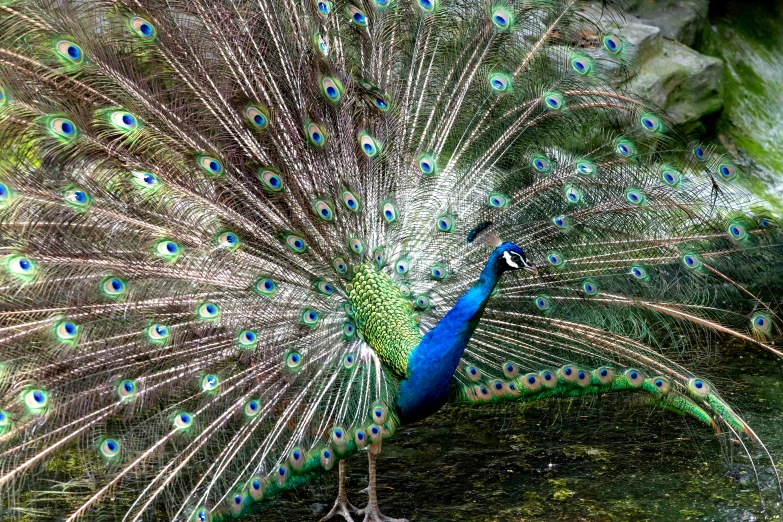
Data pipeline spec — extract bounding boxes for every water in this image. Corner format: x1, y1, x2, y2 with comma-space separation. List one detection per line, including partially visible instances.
255, 5, 783, 520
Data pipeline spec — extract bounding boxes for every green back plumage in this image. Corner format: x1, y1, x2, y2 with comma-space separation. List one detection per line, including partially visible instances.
0, 0, 780, 519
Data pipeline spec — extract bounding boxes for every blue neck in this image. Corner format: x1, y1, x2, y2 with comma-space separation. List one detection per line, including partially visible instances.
394, 253, 504, 423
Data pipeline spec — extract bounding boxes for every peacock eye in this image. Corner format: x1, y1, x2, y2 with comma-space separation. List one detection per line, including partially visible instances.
147, 324, 169, 341
117, 379, 137, 400
313, 33, 329, 56
197, 302, 220, 320
718, 162, 737, 180
532, 156, 551, 173
24, 388, 49, 410
245, 105, 270, 130
430, 263, 448, 280
102, 277, 127, 297
616, 140, 636, 157
248, 477, 265, 500
488, 193, 508, 208
582, 280, 598, 295
255, 277, 277, 297
257, 168, 284, 192
503, 362, 518, 378
417, 0, 437, 12
343, 323, 356, 339
543, 92, 564, 110
436, 216, 454, 233
333, 257, 348, 274
301, 309, 321, 327
630, 265, 648, 280
640, 113, 662, 132
129, 16, 156, 39
131, 171, 160, 191
359, 132, 380, 158
306, 122, 327, 147
546, 251, 564, 267
341, 190, 360, 211
570, 53, 592, 74
552, 215, 571, 230
7, 255, 37, 278
682, 253, 701, 269
346, 5, 368, 26
564, 185, 583, 204
688, 378, 710, 396
216, 231, 240, 250
415, 295, 430, 309
244, 399, 260, 417
418, 155, 436, 175
395, 258, 410, 274
314, 0, 332, 15
238, 329, 258, 347
56, 40, 83, 63
381, 200, 398, 223
197, 155, 223, 177
313, 199, 334, 221
602, 34, 623, 53
173, 412, 193, 429
99, 438, 120, 458
624, 188, 645, 205
490, 6, 513, 29
660, 166, 681, 187
320, 76, 344, 102
348, 237, 365, 255
49, 117, 77, 139
751, 313, 771, 334
55, 320, 79, 342
534, 295, 551, 311
575, 160, 595, 176
284, 234, 307, 253
624, 368, 644, 387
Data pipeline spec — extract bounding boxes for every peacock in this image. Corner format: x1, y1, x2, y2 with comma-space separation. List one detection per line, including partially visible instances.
0, 0, 781, 520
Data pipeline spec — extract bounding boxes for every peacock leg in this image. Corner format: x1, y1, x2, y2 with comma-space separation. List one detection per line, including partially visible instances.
358, 442, 408, 522
320, 459, 361, 522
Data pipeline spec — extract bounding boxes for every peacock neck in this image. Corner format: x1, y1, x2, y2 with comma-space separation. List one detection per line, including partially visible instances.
395, 256, 503, 423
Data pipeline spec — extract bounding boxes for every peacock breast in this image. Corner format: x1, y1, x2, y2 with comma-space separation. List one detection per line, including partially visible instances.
346, 264, 423, 378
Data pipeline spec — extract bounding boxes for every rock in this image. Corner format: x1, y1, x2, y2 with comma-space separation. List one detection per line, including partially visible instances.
627, 38, 724, 125
613, 22, 662, 65
634, 6, 704, 47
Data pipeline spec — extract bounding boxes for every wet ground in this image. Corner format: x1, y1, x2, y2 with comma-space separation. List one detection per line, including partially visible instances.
259, 341, 783, 521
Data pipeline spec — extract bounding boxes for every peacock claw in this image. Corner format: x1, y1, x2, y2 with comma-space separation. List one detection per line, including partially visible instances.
319, 497, 360, 522
357, 506, 408, 522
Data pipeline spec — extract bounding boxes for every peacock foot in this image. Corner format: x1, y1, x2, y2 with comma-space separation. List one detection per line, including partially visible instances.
319, 495, 360, 522
357, 503, 408, 522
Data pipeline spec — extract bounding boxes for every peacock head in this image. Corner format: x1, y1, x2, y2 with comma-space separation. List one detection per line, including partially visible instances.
493, 242, 537, 273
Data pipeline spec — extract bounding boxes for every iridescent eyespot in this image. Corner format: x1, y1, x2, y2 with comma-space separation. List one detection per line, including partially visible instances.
55, 320, 79, 343
660, 166, 681, 187
194, 507, 211, 522
436, 216, 454, 232
398, 283, 411, 296
615, 140, 635, 157
331, 426, 347, 447
248, 477, 265, 501
197, 155, 223, 177
174, 412, 193, 429
63, 188, 91, 209
333, 257, 348, 274
488, 193, 508, 208
582, 280, 598, 296
320, 76, 344, 103
681, 253, 701, 269
534, 295, 551, 311
630, 265, 648, 280
99, 438, 120, 458
758, 217, 775, 229
155, 240, 181, 262
56, 40, 83, 63
244, 399, 260, 417
692, 145, 706, 160
431, 263, 448, 280
109, 110, 138, 131
575, 160, 596, 176
570, 53, 592, 74
5, 254, 36, 280
647, 376, 670, 395
532, 155, 551, 173
727, 222, 747, 240
594, 367, 614, 384
343, 350, 356, 366
355, 429, 368, 448
346, 5, 368, 26
381, 200, 398, 223
313, 199, 334, 221
285, 351, 303, 371
313, 33, 329, 56
129, 16, 156, 39
359, 132, 380, 158
640, 113, 662, 132
101, 277, 127, 298
257, 168, 284, 192
24, 388, 48, 410
717, 161, 737, 180
301, 309, 321, 327
321, 448, 335, 470
284, 234, 307, 253
341, 190, 360, 212
687, 378, 709, 396
466, 366, 481, 381
547, 251, 564, 266
276, 465, 289, 486
306, 122, 327, 147
245, 105, 270, 130
147, 324, 169, 342
415, 295, 430, 309
314, 0, 332, 15
196, 302, 220, 320
372, 94, 390, 111
624, 188, 645, 205
131, 171, 160, 191
488, 72, 512, 93
343, 322, 356, 339
417, 0, 438, 12
474, 386, 492, 401
602, 34, 623, 54
0, 87, 5, 107
552, 215, 571, 230
543, 92, 564, 110
373, 247, 385, 266
751, 313, 771, 334
564, 185, 583, 204
624, 368, 644, 387
0, 182, 11, 204
117, 379, 137, 400
238, 329, 258, 347
503, 362, 519, 378
540, 370, 556, 388
49, 117, 77, 139
230, 492, 246, 514
315, 279, 335, 295
255, 277, 277, 297
371, 403, 388, 423
490, 6, 513, 30
201, 374, 219, 392
348, 236, 365, 255
418, 154, 438, 175
396, 258, 410, 274
216, 231, 240, 251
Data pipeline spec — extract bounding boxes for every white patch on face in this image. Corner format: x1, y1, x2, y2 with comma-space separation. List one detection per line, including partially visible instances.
503, 250, 519, 268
